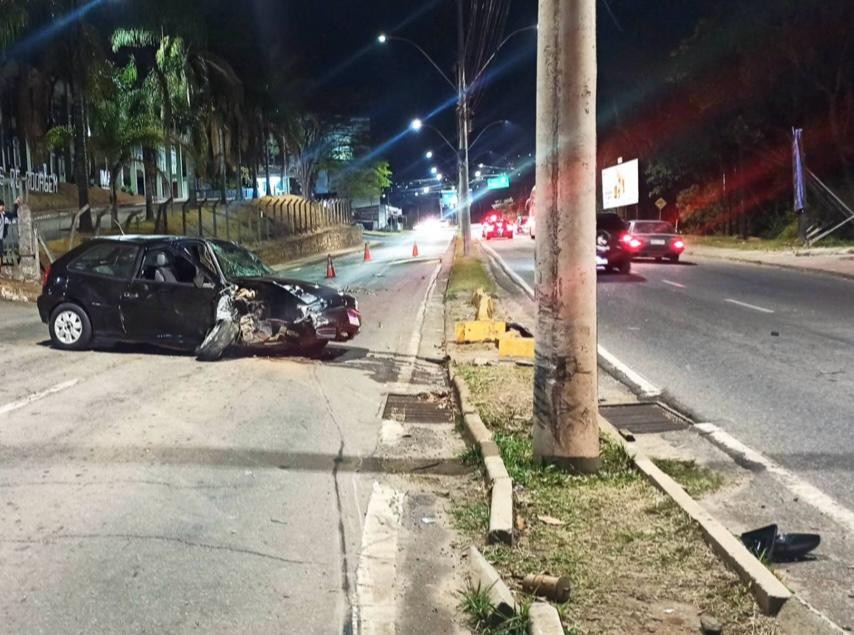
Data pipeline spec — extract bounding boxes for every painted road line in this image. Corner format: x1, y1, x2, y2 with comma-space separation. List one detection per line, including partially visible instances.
598, 346, 662, 399
695, 423, 854, 536
725, 298, 775, 314
662, 279, 686, 289
352, 481, 405, 634
482, 241, 663, 399
0, 379, 80, 416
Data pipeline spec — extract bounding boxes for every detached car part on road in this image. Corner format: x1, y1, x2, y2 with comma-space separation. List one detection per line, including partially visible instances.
37, 236, 361, 360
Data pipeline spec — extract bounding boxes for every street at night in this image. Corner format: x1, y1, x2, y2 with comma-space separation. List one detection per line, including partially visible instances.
2, 0, 854, 633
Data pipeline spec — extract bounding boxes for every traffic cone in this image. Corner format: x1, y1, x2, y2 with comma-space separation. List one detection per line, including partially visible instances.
325, 254, 336, 279
363, 242, 372, 262
412, 242, 419, 258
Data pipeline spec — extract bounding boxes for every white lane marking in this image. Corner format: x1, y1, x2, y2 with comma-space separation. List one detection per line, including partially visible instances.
662, 279, 686, 289
0, 379, 80, 416
725, 298, 775, 314
597, 346, 662, 398
352, 481, 405, 634
695, 423, 854, 535
397, 260, 443, 386
482, 241, 663, 398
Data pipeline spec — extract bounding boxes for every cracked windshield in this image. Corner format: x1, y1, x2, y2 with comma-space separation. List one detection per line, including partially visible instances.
1, 0, 853, 633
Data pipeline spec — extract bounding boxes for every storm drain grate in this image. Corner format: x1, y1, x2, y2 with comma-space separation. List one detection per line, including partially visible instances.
599, 403, 688, 435
383, 393, 455, 424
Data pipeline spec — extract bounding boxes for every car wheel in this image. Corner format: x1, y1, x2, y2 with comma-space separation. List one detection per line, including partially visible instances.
617, 260, 632, 275
49, 303, 93, 351
196, 320, 239, 361
669, 255, 680, 263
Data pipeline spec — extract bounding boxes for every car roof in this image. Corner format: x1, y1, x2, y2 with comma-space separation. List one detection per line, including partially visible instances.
98, 235, 202, 246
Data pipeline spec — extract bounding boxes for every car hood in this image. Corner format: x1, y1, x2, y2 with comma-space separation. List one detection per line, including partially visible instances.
233, 276, 348, 306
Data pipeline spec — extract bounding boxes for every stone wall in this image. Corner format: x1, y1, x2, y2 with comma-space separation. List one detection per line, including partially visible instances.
259, 223, 364, 266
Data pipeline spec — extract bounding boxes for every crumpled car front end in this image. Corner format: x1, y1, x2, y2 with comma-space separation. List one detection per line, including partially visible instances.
196, 278, 361, 360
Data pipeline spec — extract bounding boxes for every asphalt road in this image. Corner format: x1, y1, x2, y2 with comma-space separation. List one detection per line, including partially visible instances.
485, 237, 854, 510
0, 229, 452, 633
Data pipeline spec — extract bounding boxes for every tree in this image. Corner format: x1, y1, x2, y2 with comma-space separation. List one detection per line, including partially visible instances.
284, 114, 325, 199
86, 61, 162, 222
331, 160, 392, 202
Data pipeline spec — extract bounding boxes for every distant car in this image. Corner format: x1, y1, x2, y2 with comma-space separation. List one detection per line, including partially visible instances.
597, 213, 640, 274
481, 213, 514, 240
627, 220, 686, 262
37, 236, 361, 359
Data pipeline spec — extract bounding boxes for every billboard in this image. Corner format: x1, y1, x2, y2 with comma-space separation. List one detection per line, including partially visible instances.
602, 159, 639, 209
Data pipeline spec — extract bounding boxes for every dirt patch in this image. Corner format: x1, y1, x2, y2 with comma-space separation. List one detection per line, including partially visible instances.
452, 362, 779, 635
0, 277, 40, 302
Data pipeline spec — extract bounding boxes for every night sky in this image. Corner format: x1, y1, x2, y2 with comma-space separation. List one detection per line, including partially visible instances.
251, 1, 717, 197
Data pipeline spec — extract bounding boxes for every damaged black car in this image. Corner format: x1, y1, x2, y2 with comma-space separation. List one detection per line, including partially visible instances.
37, 236, 361, 360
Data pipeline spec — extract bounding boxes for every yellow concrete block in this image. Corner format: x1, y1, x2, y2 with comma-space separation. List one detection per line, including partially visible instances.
455, 320, 506, 343
498, 334, 535, 359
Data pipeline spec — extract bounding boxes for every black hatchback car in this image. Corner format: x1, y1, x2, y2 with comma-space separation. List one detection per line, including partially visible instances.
37, 236, 361, 359
596, 213, 640, 274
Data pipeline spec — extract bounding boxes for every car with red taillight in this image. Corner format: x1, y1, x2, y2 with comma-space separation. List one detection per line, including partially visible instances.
627, 220, 686, 263
481, 212, 514, 240
596, 212, 638, 274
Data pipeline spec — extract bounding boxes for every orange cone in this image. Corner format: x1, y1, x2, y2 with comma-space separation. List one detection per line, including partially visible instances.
363, 242, 372, 262
412, 242, 419, 258
326, 254, 336, 279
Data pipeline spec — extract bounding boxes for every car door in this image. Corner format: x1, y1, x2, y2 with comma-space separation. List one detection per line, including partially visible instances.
121, 244, 220, 347
65, 241, 141, 338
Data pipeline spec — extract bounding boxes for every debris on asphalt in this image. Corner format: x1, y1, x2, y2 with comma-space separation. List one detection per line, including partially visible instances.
740, 524, 821, 562
521, 573, 572, 603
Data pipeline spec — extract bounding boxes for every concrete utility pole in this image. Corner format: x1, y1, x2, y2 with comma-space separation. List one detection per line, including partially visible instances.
457, 0, 473, 256
533, 0, 600, 472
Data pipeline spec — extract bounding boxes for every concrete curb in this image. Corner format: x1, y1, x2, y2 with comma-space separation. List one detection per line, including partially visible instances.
450, 365, 514, 546
528, 602, 564, 635
599, 416, 792, 616
468, 545, 517, 617
686, 249, 854, 282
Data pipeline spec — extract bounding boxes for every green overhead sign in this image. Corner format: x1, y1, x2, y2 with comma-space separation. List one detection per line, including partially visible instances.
486, 174, 510, 190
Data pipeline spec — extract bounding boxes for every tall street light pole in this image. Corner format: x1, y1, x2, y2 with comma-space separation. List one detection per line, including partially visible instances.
379, 23, 536, 256
533, 0, 600, 472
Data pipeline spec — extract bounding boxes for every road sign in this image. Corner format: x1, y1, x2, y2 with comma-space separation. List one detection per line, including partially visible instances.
655, 198, 668, 211
487, 174, 510, 190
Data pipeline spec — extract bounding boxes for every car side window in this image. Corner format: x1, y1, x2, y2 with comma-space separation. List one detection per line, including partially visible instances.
70, 243, 140, 279
139, 248, 199, 285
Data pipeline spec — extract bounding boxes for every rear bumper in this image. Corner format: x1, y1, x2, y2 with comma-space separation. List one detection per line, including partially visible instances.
36, 295, 53, 323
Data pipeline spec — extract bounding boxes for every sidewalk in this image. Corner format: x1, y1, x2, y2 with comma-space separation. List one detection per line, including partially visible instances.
687, 244, 854, 280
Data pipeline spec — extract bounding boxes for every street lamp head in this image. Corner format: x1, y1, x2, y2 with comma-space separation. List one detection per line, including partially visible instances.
410, 118, 423, 132
377, 34, 387, 44
425, 151, 433, 159
430, 166, 438, 175
475, 170, 482, 178
435, 173, 442, 181
422, 187, 429, 194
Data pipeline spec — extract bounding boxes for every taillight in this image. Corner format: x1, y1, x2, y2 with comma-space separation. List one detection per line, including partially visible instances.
621, 233, 641, 251
42, 264, 52, 287
672, 238, 686, 251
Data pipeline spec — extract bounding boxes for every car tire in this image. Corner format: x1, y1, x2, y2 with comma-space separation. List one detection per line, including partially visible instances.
49, 303, 93, 351
196, 320, 239, 362
669, 255, 680, 263
617, 260, 632, 275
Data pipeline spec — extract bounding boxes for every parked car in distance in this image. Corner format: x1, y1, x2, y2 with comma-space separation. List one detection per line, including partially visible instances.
627, 220, 686, 262
597, 213, 640, 274
481, 213, 515, 240
37, 236, 361, 359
